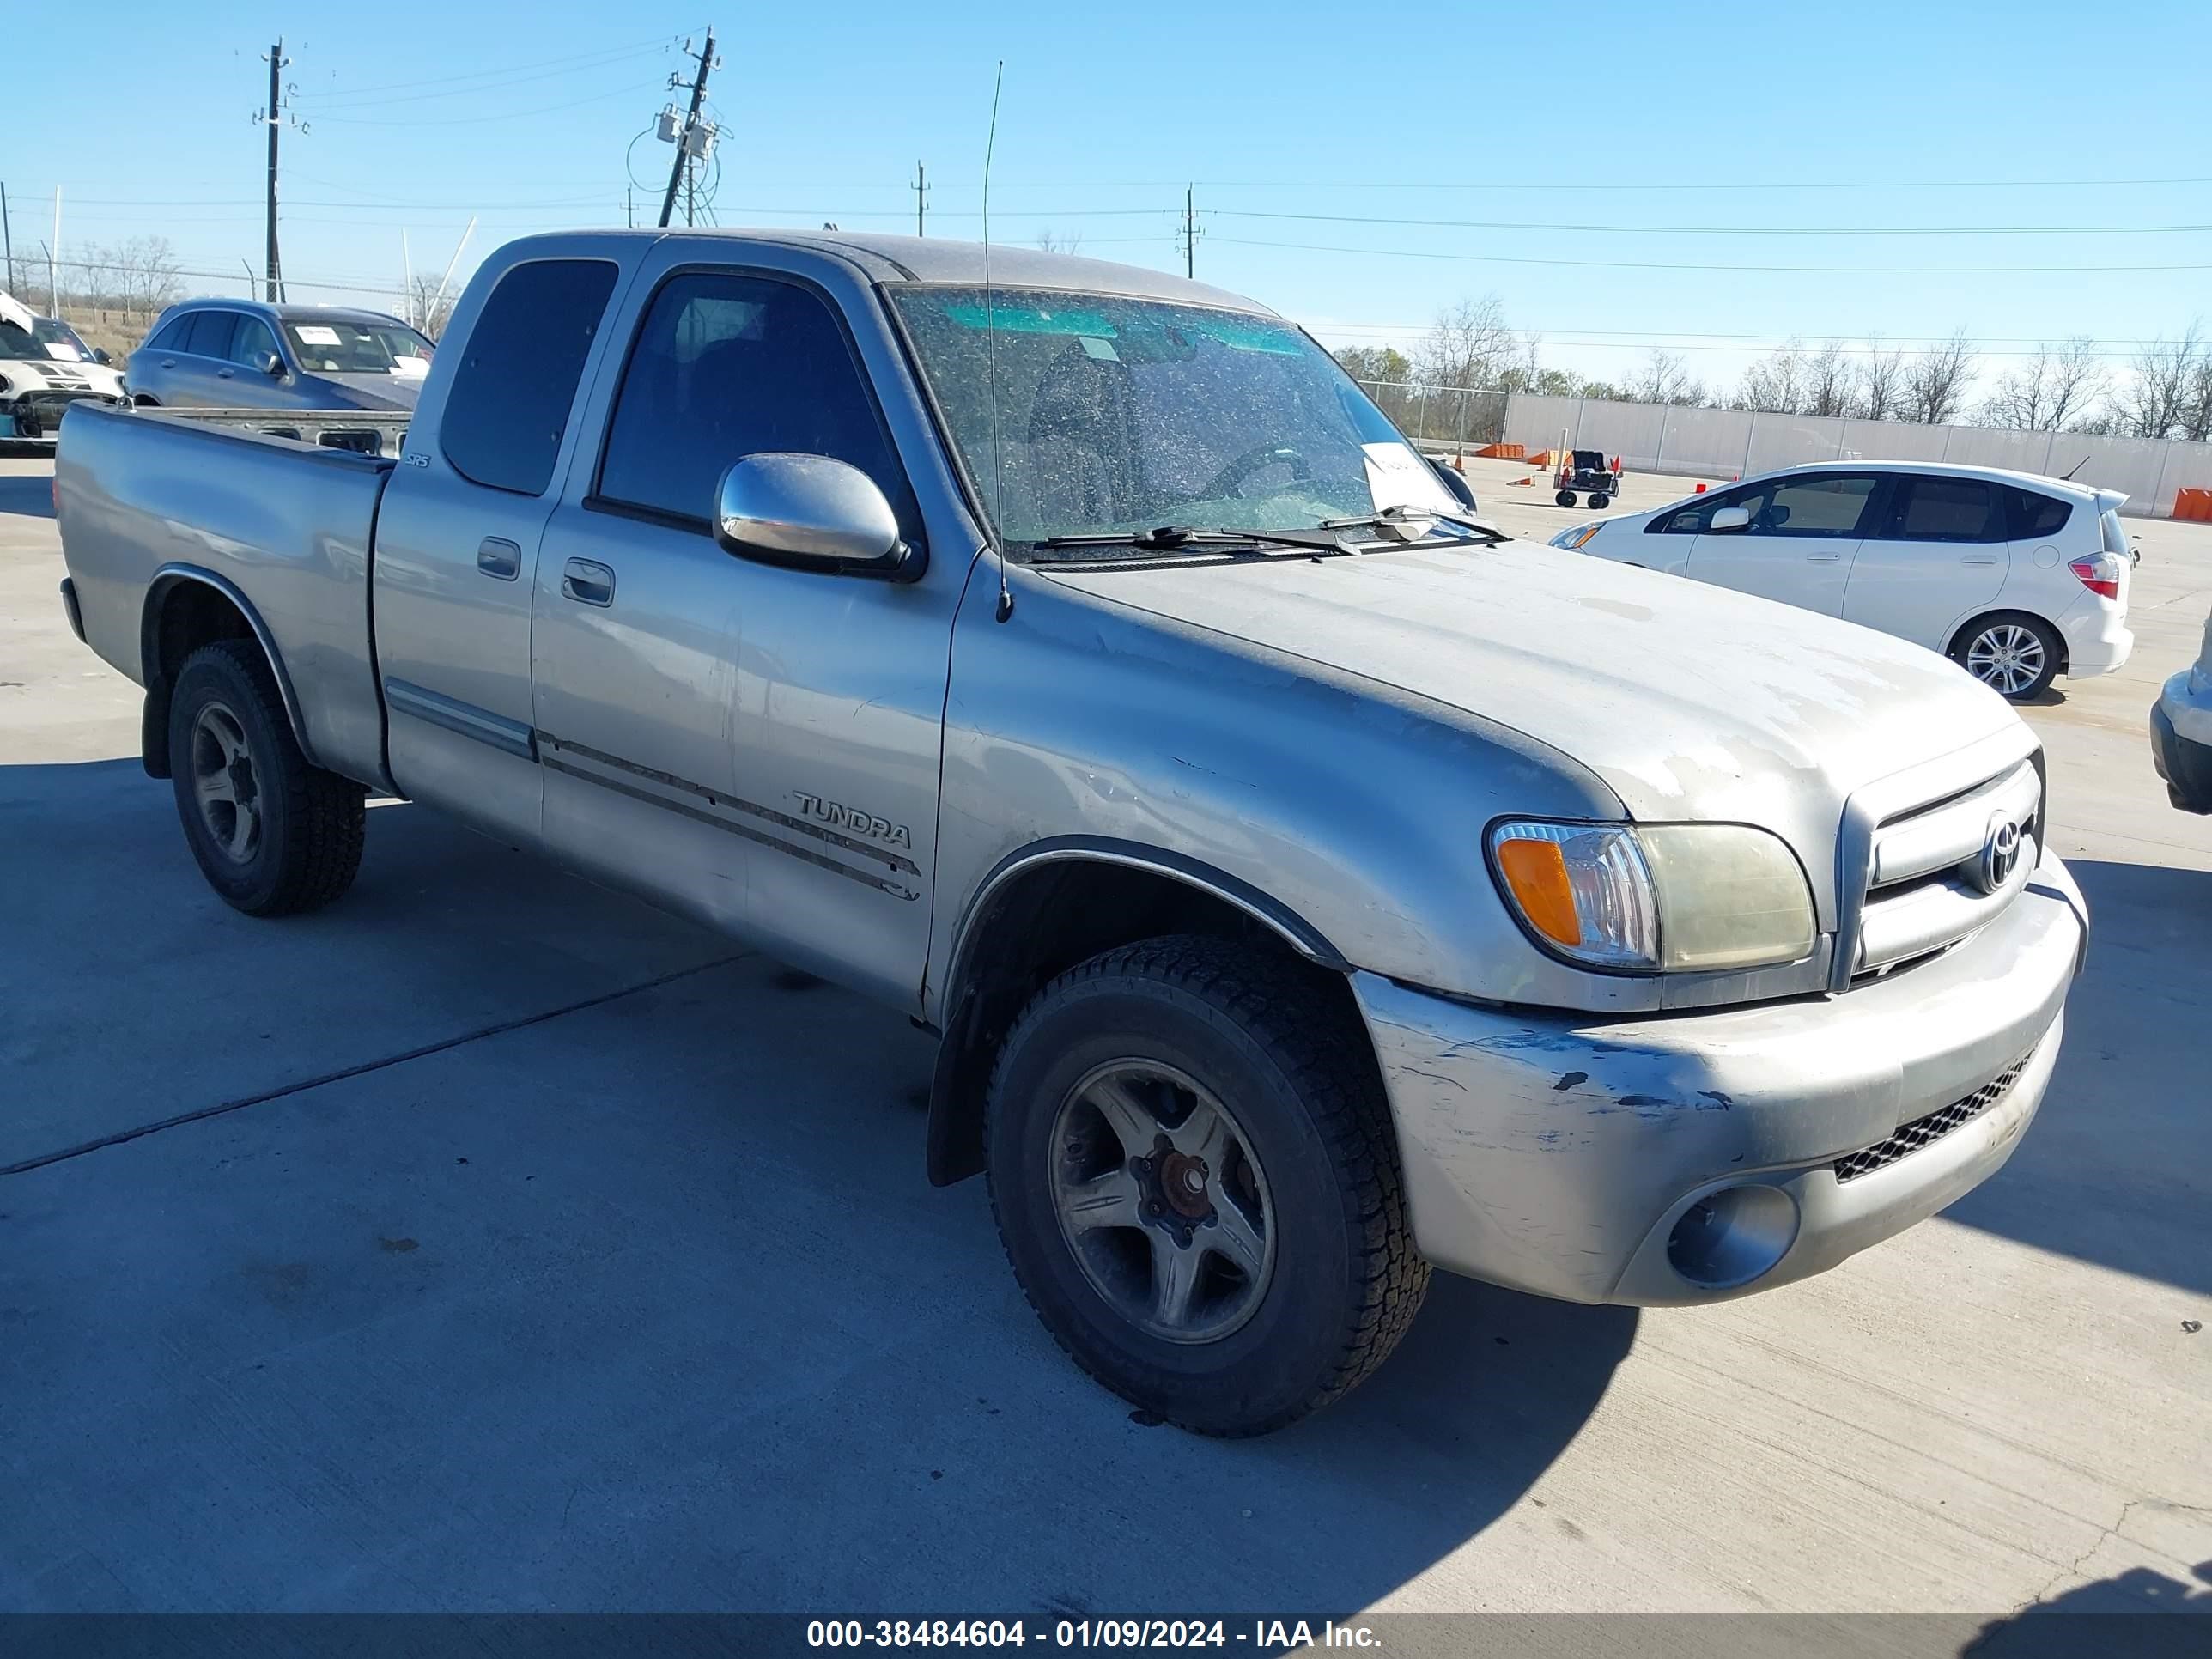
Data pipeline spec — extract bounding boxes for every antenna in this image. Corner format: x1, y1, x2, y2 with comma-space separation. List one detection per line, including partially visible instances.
981, 60, 1012, 623
2059, 454, 2090, 480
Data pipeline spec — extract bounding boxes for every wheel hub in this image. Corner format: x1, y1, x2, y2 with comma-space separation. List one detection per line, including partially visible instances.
1155, 1151, 1213, 1220
1048, 1060, 1277, 1345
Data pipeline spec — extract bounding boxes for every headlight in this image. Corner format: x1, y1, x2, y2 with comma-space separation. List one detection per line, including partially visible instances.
1489, 820, 1815, 974
1550, 523, 1601, 550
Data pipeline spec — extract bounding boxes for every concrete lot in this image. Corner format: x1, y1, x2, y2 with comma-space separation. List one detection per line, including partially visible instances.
2, 448, 2207, 1625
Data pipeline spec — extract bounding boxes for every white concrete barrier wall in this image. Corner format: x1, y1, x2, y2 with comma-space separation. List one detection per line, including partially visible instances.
1496, 392, 2212, 516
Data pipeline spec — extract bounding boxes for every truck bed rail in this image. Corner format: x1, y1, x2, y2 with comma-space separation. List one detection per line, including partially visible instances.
135, 405, 410, 458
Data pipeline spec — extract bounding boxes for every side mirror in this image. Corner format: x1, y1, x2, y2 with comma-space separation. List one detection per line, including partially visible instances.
714, 453, 915, 577
94, 348, 112, 366
1708, 506, 1752, 533
258, 352, 284, 379
1427, 456, 1480, 512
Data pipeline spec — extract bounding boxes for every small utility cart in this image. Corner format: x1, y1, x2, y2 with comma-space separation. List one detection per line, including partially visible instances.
1554, 449, 1620, 509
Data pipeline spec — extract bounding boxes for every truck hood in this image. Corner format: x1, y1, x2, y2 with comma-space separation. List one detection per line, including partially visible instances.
1040, 536, 2024, 825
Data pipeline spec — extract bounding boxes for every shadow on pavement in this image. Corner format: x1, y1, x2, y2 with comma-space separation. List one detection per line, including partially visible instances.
1960, 1559, 2210, 1655
1943, 859, 2212, 1296
2, 754, 1635, 1612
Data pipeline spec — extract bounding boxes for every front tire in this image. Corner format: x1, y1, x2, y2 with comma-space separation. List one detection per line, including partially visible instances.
1555, 489, 1577, 507
986, 937, 1429, 1436
167, 640, 365, 915
1952, 612, 2060, 701
1589, 490, 1612, 509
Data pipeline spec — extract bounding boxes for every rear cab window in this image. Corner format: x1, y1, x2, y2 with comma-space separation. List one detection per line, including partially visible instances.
439, 259, 620, 496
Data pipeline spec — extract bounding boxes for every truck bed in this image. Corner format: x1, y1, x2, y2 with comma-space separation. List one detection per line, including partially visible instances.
56, 404, 396, 791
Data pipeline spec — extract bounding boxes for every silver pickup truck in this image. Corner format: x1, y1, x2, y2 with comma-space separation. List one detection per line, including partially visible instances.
56, 231, 2087, 1435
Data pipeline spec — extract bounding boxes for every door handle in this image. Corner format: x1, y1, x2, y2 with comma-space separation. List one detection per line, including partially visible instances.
160, 359, 176, 368
1960, 554, 2001, 565
216, 368, 234, 380
1806, 550, 1844, 562
477, 537, 522, 580
561, 557, 615, 607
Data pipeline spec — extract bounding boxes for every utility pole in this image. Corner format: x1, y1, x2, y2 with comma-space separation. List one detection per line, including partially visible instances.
658, 30, 716, 230
1180, 185, 1198, 279
625, 186, 634, 228
259, 39, 292, 302
913, 161, 927, 237
1, 181, 13, 296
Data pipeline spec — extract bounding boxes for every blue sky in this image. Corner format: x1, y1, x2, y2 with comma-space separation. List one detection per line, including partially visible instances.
8, 0, 2210, 392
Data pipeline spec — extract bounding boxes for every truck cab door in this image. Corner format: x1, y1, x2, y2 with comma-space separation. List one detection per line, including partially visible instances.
368, 246, 632, 849
531, 244, 966, 1010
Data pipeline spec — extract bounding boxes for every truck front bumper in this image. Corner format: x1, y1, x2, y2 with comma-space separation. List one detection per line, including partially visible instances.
1353, 845, 2087, 1307
2152, 670, 2212, 813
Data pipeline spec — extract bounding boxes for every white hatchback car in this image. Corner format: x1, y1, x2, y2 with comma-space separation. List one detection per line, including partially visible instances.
1551, 462, 2134, 701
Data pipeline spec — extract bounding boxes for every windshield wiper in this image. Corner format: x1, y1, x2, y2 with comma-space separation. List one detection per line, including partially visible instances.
1031, 526, 1352, 556
1318, 506, 1510, 545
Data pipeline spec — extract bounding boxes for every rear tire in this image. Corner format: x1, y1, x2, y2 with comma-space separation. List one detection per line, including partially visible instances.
1950, 611, 2060, 702
985, 936, 1429, 1437
1589, 491, 1612, 509
167, 640, 365, 915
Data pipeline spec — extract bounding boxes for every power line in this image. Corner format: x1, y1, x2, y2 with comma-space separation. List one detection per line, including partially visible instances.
288, 33, 690, 103
311, 81, 665, 127
1208, 234, 2212, 276
295, 44, 675, 112
1214, 209, 2212, 237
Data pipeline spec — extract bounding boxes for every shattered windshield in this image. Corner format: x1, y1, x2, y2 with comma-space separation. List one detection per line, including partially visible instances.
890, 287, 1454, 553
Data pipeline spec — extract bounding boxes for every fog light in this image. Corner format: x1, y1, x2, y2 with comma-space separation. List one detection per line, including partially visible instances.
1666, 1185, 1799, 1289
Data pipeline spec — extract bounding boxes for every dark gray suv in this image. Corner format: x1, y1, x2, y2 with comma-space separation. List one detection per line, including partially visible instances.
124, 301, 434, 413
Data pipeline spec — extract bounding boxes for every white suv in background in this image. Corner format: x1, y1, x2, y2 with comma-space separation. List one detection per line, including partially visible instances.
1551, 462, 2134, 701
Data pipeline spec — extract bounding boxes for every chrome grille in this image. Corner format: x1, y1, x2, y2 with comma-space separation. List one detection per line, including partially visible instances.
1832, 1054, 2031, 1182
1845, 757, 2043, 983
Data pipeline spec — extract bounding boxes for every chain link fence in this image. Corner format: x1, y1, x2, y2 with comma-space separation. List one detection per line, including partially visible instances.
1350, 381, 1510, 451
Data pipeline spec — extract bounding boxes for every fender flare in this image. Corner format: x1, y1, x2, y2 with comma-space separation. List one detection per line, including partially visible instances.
923, 836, 1348, 1186
138, 564, 320, 777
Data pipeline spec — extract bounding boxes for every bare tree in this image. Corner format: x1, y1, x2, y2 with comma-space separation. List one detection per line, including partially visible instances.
1856, 336, 1907, 422
1804, 341, 1854, 417
2115, 323, 2203, 439
1415, 295, 1515, 393
1735, 339, 1808, 413
73, 236, 182, 318
1979, 337, 2108, 431
1903, 329, 1977, 426
407, 273, 458, 339
2183, 352, 2212, 443
1629, 348, 1704, 406
1033, 228, 1084, 256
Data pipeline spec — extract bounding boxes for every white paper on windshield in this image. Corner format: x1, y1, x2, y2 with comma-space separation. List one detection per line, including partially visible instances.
45, 343, 82, 361
1078, 335, 1119, 362
390, 355, 430, 378
295, 325, 342, 345
1363, 441, 1455, 514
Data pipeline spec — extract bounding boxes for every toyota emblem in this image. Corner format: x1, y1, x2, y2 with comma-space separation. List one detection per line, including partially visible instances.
1977, 812, 2022, 894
